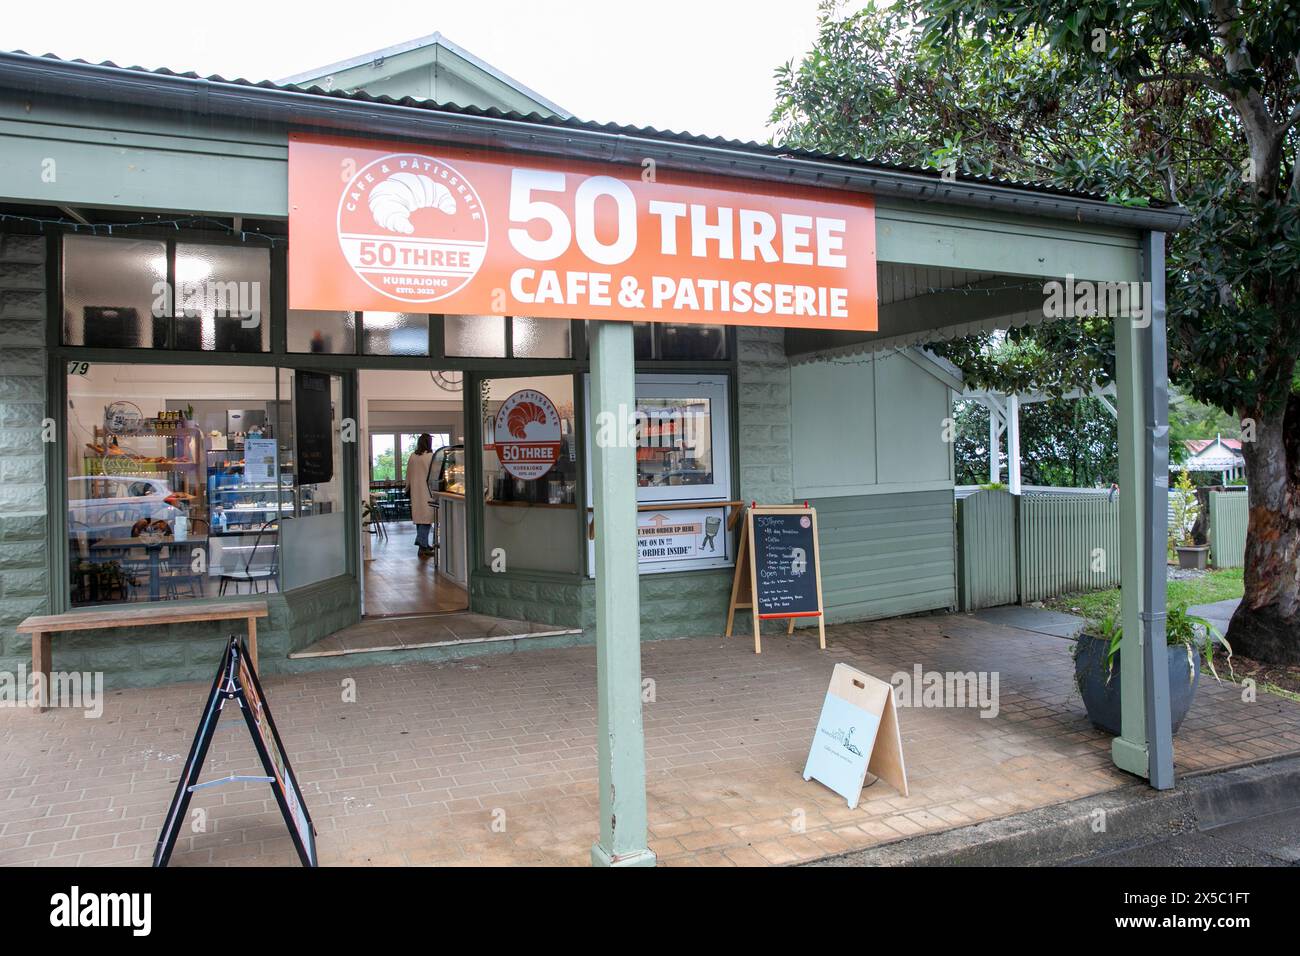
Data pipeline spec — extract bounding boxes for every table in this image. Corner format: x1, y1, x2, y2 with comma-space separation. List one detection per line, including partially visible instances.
89, 536, 205, 602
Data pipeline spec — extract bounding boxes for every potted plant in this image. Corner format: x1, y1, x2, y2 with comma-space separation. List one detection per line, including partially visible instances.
1170, 469, 1209, 569
1072, 603, 1232, 736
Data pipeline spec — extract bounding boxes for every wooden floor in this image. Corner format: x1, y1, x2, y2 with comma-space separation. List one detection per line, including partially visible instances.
363, 520, 468, 618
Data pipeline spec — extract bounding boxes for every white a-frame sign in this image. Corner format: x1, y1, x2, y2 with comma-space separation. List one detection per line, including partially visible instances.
802, 663, 908, 808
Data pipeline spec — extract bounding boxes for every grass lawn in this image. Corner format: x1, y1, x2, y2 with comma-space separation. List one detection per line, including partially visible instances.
1044, 567, 1244, 626
1044, 568, 1300, 701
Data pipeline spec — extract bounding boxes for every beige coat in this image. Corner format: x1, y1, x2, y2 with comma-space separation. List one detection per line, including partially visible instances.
405, 451, 437, 525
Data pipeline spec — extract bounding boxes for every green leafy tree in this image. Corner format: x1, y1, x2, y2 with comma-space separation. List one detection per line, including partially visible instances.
772, 0, 1300, 663
954, 398, 1119, 486
371, 448, 396, 482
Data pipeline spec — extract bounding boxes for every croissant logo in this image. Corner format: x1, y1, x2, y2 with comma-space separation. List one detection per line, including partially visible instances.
505, 401, 548, 439
494, 389, 562, 481
337, 153, 488, 304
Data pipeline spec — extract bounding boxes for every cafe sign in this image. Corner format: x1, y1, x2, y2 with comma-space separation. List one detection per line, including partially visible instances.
288, 132, 878, 331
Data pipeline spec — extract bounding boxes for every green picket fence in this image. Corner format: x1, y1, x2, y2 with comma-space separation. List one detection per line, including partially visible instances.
956, 488, 1120, 610
956, 486, 1249, 610
1018, 493, 1122, 602
1207, 490, 1249, 568
955, 489, 1018, 611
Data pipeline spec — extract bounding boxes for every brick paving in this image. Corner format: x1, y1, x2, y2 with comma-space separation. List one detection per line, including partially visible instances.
3, 613, 1299, 867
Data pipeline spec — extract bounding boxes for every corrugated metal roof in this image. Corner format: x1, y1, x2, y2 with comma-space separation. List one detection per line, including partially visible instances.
7, 50, 1167, 208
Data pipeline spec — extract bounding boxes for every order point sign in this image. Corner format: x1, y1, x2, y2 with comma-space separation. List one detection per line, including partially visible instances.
288, 132, 877, 331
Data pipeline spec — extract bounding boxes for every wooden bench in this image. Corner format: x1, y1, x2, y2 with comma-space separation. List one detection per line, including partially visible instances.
16, 599, 269, 712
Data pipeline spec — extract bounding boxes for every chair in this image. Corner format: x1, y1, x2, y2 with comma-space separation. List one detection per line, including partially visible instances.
159, 545, 207, 600
363, 496, 388, 542
218, 520, 278, 596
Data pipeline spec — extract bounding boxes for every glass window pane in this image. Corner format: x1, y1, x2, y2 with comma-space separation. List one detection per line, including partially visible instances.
636, 397, 715, 488
511, 316, 571, 358
278, 370, 347, 590
174, 243, 271, 352
481, 375, 579, 573
400, 433, 420, 471
66, 362, 280, 607
363, 312, 429, 355
633, 322, 653, 359
371, 435, 396, 482
289, 310, 356, 353
444, 314, 506, 357
657, 323, 726, 360
62, 235, 167, 348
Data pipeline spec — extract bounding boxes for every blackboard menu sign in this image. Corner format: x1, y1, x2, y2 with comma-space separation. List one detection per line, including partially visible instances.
294, 369, 333, 485
726, 504, 827, 654
752, 511, 820, 618
153, 637, 317, 867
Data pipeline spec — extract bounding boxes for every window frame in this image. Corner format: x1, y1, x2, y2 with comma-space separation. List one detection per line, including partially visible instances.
44, 223, 739, 616
62, 232, 274, 353
581, 372, 734, 576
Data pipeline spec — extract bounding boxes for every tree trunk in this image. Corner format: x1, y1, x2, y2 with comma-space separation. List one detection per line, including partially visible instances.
1228, 396, 1300, 664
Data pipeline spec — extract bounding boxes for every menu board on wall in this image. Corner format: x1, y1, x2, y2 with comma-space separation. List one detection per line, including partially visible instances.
293, 370, 333, 485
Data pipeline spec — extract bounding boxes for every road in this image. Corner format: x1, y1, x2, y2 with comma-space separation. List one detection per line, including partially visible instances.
1071, 806, 1300, 866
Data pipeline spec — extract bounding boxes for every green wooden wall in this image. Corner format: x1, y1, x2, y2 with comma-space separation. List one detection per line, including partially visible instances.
811, 490, 957, 621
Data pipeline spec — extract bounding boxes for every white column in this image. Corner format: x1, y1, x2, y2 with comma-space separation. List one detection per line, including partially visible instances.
988, 403, 1001, 485
1007, 394, 1022, 494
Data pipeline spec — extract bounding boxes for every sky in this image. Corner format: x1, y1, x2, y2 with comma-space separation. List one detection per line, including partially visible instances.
3, 0, 839, 143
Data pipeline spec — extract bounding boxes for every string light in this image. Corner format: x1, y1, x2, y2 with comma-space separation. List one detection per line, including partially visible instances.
0, 212, 285, 246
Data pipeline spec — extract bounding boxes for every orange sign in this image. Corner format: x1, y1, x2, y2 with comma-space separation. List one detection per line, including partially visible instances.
288, 132, 877, 331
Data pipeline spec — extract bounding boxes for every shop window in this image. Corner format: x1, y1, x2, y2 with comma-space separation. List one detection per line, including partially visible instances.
633, 322, 654, 359
174, 243, 271, 352
512, 316, 571, 358
602, 321, 728, 360
289, 310, 357, 353
65, 362, 347, 608
584, 373, 733, 575
480, 375, 580, 573
62, 236, 167, 349
657, 324, 727, 360
67, 363, 280, 607
277, 369, 347, 591
362, 311, 429, 356
443, 315, 573, 358
445, 315, 506, 357
62, 235, 270, 351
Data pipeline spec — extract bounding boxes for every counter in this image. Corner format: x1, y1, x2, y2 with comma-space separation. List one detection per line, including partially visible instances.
436, 492, 468, 588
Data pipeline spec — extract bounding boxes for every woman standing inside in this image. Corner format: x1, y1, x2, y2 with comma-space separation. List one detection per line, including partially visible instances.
404, 433, 437, 559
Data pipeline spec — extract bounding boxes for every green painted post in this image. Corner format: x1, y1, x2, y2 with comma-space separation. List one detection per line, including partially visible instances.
588, 320, 656, 868
1112, 290, 1150, 779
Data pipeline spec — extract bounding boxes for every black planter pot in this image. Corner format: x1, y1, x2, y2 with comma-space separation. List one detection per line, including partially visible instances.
1073, 634, 1200, 736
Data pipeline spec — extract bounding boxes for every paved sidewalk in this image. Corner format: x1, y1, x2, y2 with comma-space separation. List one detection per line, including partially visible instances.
3, 611, 1299, 866
1189, 598, 1240, 637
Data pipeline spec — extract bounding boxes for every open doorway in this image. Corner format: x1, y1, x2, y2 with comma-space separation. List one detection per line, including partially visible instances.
358, 369, 468, 617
